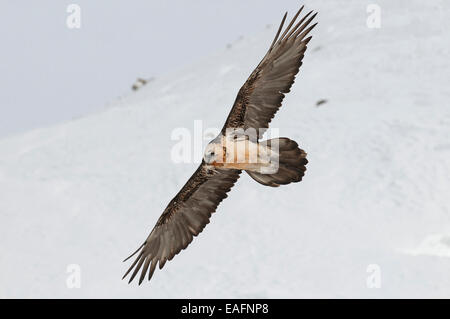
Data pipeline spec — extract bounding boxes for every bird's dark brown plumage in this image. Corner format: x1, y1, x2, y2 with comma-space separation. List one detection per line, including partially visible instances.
123, 165, 240, 284
223, 6, 317, 138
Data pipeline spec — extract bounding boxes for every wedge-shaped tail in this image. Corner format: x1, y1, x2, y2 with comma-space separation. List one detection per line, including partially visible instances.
246, 137, 307, 187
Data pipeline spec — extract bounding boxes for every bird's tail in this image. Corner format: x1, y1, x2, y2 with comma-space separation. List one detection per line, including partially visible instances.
246, 137, 307, 187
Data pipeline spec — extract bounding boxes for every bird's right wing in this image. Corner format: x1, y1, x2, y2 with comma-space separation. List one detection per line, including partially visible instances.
123, 163, 241, 284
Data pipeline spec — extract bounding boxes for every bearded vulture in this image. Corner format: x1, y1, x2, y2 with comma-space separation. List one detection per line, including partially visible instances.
123, 5, 317, 284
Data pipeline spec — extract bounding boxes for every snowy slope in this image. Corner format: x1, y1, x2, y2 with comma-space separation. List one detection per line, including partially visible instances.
1, 0, 450, 298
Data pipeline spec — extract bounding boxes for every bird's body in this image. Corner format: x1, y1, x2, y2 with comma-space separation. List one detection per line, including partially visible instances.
123, 5, 318, 284
204, 134, 278, 173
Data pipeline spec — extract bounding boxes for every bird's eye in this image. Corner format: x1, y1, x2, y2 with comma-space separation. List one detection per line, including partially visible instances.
210, 151, 215, 156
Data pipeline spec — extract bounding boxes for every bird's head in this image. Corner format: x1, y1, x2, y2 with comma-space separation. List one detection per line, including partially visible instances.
203, 142, 223, 165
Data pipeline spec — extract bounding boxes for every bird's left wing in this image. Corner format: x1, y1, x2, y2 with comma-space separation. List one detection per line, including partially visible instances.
123, 163, 241, 284
222, 6, 317, 138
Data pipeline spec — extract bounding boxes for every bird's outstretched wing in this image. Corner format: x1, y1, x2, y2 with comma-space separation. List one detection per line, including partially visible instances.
123, 163, 241, 284
222, 6, 317, 138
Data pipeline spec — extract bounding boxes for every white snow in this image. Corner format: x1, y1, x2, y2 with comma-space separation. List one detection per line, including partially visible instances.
1, 0, 450, 298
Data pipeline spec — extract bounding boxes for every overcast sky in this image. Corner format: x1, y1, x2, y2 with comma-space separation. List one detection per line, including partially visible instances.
0, 0, 308, 137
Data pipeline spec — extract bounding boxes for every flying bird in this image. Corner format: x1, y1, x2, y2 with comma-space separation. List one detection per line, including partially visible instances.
123, 6, 317, 284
